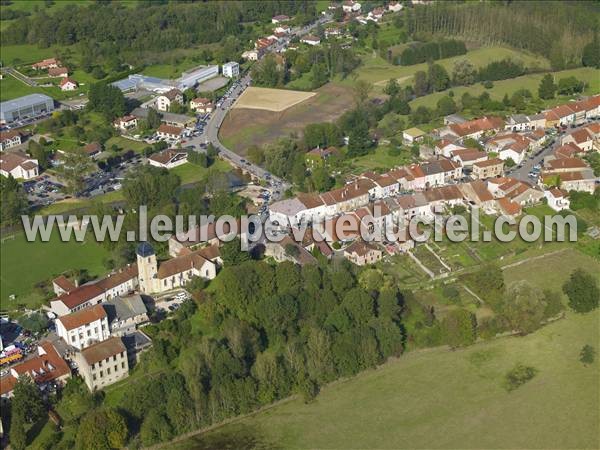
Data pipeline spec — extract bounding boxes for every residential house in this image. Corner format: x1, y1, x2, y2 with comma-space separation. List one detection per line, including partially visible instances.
272, 14, 290, 24
190, 97, 213, 113
301, 35, 321, 46
319, 178, 374, 215
0, 152, 39, 180
544, 188, 570, 211
459, 180, 496, 213
495, 178, 544, 206
113, 115, 138, 131
0, 130, 22, 151
543, 157, 588, 173
94, 264, 138, 300
498, 139, 529, 165
342, 0, 361, 12
388, 1, 403, 12
504, 113, 546, 131
148, 149, 188, 169
55, 304, 110, 350
59, 77, 78, 91
443, 114, 467, 126
83, 142, 103, 158
344, 240, 383, 266
368, 7, 385, 21
305, 146, 338, 169
50, 284, 106, 316
445, 116, 504, 140
264, 235, 317, 266
0, 342, 70, 399
242, 50, 259, 61
434, 139, 466, 158
496, 197, 522, 219
541, 170, 597, 193
360, 171, 400, 198
274, 25, 291, 34
104, 294, 149, 336
52, 275, 77, 296
325, 26, 342, 38
561, 128, 594, 152
156, 124, 184, 140
554, 143, 582, 159
408, 158, 463, 189
403, 127, 426, 144
156, 89, 183, 112
450, 148, 487, 167
472, 158, 504, 180
74, 337, 129, 392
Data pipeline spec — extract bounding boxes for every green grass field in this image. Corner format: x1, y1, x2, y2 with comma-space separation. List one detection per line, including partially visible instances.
410, 67, 600, 110
170, 159, 231, 185
104, 136, 149, 154
167, 247, 600, 449
347, 46, 550, 88
0, 73, 78, 101
173, 307, 599, 449
0, 230, 110, 310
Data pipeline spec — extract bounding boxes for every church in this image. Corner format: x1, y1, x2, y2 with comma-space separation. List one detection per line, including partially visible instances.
136, 242, 221, 294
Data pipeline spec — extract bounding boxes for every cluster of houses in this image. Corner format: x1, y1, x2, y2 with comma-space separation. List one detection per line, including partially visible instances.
0, 286, 152, 398
269, 95, 600, 266
31, 58, 78, 91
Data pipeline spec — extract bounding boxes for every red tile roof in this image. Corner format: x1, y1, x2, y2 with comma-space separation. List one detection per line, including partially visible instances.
57, 304, 106, 331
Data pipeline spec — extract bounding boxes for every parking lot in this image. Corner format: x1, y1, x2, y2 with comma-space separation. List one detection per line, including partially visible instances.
23, 174, 67, 207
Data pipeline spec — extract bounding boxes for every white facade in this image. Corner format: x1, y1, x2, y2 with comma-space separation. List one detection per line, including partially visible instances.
56, 313, 110, 350
222, 62, 240, 78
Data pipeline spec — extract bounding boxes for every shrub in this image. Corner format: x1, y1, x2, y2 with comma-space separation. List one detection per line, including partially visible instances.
504, 363, 538, 391
580, 345, 595, 365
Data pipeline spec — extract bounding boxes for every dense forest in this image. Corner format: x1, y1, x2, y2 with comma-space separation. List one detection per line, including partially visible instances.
396, 39, 466, 66
406, 1, 599, 69
1, 1, 318, 61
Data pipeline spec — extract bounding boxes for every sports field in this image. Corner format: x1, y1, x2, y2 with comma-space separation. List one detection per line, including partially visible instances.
169, 248, 599, 449
232, 87, 316, 112
0, 230, 110, 311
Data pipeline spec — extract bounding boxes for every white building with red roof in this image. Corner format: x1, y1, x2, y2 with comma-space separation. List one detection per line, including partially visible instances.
0, 152, 39, 179
59, 77, 78, 91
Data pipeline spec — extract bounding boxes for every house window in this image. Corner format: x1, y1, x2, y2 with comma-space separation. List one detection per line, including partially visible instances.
87, 330, 91, 337
113, 355, 116, 361
71, 335, 76, 343
93, 374, 97, 381
100, 370, 103, 377
107, 367, 111, 374
114, 365, 118, 372
121, 362, 125, 369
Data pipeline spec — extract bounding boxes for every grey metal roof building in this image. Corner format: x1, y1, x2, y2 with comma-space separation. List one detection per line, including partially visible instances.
0, 94, 55, 123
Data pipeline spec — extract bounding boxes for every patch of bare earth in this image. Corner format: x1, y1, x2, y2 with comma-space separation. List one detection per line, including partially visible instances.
219, 83, 354, 155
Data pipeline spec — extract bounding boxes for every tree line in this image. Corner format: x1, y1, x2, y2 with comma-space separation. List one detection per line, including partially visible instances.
405, 1, 598, 70
395, 39, 466, 66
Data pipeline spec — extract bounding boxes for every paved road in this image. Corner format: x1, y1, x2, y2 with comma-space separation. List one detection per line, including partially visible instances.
506, 133, 559, 183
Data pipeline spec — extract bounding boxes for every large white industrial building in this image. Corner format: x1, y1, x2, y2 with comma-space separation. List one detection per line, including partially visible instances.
0, 94, 55, 124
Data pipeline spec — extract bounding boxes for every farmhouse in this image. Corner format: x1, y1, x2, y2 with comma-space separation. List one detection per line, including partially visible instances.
55, 304, 110, 350
0, 130, 22, 151
148, 149, 188, 169
450, 148, 487, 167
156, 88, 183, 112
32, 58, 61, 70
48, 67, 68, 77
190, 97, 213, 113
0, 152, 39, 180
59, 77, 78, 91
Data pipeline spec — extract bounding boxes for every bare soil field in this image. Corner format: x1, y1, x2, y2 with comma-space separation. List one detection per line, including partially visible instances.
232, 86, 316, 111
220, 83, 354, 155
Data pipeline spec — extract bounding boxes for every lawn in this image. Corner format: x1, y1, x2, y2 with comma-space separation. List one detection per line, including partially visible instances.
0, 230, 111, 311
0, 72, 77, 101
348, 145, 414, 173
104, 136, 149, 154
172, 308, 599, 449
410, 67, 600, 110
346, 46, 550, 88
170, 159, 231, 185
